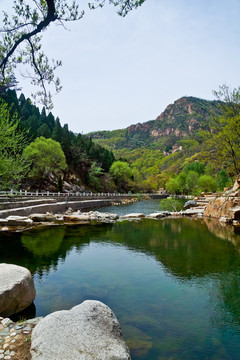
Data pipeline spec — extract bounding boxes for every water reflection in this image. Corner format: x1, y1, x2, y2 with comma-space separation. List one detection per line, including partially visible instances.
1, 218, 240, 359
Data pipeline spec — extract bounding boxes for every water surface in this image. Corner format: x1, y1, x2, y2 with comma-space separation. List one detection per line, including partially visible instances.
1, 207, 240, 359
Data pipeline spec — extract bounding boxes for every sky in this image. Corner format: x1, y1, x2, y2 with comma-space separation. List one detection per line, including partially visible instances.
1, 0, 240, 133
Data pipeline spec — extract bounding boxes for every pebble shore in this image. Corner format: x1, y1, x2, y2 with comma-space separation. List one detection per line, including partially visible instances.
0, 316, 42, 359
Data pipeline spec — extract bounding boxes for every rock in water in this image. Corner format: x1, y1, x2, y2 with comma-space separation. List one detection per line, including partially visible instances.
31, 300, 131, 360
183, 200, 198, 209
0, 263, 36, 317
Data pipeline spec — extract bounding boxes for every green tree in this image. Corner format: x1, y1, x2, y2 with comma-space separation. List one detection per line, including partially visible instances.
110, 161, 133, 190
88, 162, 104, 190
185, 171, 199, 194
23, 136, 67, 187
160, 198, 183, 212
165, 177, 180, 195
217, 169, 231, 191
0, 0, 146, 107
37, 123, 51, 138
0, 101, 28, 189
56, 174, 63, 192
184, 161, 205, 175
197, 175, 217, 193
52, 117, 63, 143
204, 85, 240, 176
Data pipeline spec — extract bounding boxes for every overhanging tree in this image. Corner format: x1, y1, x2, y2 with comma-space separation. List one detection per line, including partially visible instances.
0, 0, 146, 108
203, 85, 240, 176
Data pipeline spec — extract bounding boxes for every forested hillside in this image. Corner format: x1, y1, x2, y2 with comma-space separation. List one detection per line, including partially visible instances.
0, 90, 116, 192
1, 86, 240, 195
89, 97, 221, 152
88, 92, 239, 193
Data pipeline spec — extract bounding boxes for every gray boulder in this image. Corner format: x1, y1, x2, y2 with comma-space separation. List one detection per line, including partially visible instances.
183, 200, 198, 210
0, 263, 36, 317
88, 211, 119, 221
31, 300, 131, 360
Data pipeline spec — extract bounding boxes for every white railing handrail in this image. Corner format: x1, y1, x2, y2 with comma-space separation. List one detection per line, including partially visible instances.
0, 190, 167, 198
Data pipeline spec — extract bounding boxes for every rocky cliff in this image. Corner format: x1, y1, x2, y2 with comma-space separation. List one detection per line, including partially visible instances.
89, 96, 222, 153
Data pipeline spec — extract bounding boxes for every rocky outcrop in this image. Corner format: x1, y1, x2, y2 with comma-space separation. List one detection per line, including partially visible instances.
0, 264, 36, 317
121, 213, 145, 219
151, 128, 187, 138
31, 300, 131, 360
203, 196, 237, 220
146, 212, 171, 219
5, 216, 33, 226
202, 176, 240, 222
29, 213, 56, 222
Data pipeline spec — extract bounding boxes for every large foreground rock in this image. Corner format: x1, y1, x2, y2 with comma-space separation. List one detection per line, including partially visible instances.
0, 263, 36, 317
31, 300, 131, 360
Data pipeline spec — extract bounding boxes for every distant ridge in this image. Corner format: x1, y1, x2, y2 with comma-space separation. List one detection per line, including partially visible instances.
88, 96, 222, 153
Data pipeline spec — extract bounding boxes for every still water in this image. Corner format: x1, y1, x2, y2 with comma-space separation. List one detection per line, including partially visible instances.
1, 201, 240, 359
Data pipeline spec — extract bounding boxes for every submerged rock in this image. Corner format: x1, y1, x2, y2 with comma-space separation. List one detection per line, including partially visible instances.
0, 263, 36, 317
88, 211, 119, 221
146, 212, 171, 219
5, 216, 33, 226
29, 213, 56, 222
63, 214, 91, 222
31, 300, 131, 360
121, 213, 145, 219
181, 208, 204, 216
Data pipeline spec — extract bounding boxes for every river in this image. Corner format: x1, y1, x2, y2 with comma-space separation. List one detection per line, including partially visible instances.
1, 199, 240, 359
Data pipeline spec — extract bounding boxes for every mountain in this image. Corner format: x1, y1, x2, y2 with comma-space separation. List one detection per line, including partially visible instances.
88, 96, 221, 154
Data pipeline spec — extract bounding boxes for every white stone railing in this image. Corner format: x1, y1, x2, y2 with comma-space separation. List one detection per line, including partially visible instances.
0, 190, 141, 198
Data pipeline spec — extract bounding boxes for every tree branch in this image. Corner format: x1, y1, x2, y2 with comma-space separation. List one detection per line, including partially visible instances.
0, 0, 57, 79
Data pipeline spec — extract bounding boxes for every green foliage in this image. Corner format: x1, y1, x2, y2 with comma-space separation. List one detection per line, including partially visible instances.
203, 85, 240, 176
56, 174, 63, 192
184, 161, 205, 175
0, 101, 28, 189
110, 161, 133, 190
178, 139, 199, 149
165, 163, 217, 195
23, 137, 67, 182
88, 162, 104, 190
185, 171, 199, 194
217, 170, 231, 191
0, 90, 115, 190
165, 177, 180, 195
160, 198, 183, 212
197, 175, 217, 193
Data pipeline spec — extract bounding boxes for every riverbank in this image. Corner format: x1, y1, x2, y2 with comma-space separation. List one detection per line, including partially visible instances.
0, 206, 206, 233
0, 316, 42, 360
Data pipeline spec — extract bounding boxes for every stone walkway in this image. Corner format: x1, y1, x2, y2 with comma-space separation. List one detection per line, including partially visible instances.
0, 316, 42, 359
